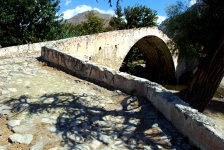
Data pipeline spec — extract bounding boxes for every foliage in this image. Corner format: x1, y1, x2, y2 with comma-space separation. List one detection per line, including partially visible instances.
0, 0, 63, 47
165, 0, 224, 111
120, 46, 146, 74
124, 4, 158, 29
164, 0, 224, 59
54, 24, 81, 39
72, 12, 104, 35
110, 4, 158, 30
109, 6, 126, 30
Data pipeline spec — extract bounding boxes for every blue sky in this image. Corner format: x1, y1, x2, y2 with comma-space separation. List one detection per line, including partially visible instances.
59, 0, 197, 24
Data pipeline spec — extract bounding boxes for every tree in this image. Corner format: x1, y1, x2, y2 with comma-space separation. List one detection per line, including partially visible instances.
109, 4, 158, 30
73, 11, 104, 35
124, 4, 158, 29
109, 6, 126, 30
165, 0, 224, 112
0, 0, 62, 47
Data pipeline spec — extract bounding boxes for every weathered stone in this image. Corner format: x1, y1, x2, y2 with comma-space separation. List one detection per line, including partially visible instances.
98, 134, 113, 145
0, 130, 4, 135
47, 126, 57, 132
93, 120, 112, 128
12, 124, 35, 134
9, 133, 33, 144
75, 144, 90, 150
121, 133, 133, 141
7, 120, 21, 127
41, 118, 56, 124
0, 146, 7, 150
30, 140, 44, 150
69, 134, 84, 144
0, 105, 12, 116
89, 139, 102, 149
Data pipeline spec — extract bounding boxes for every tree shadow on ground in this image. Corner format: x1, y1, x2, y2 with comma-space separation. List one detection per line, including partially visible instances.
5, 92, 191, 149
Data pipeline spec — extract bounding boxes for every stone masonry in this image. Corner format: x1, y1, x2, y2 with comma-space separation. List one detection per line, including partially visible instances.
41, 46, 224, 150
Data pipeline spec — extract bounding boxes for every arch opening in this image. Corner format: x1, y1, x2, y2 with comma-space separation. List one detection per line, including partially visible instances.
119, 36, 176, 84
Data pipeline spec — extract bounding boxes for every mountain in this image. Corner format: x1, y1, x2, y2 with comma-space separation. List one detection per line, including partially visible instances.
65, 10, 112, 26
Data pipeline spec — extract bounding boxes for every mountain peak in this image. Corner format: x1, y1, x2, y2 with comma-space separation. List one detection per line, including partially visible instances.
65, 10, 112, 26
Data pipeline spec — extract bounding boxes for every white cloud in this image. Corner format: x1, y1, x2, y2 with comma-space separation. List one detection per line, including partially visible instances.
65, 0, 72, 6
157, 16, 166, 24
62, 9, 76, 19
93, 8, 115, 16
62, 5, 114, 19
75, 5, 92, 13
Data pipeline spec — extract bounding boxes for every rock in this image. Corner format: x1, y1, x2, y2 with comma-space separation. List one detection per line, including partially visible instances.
112, 140, 126, 148
99, 148, 113, 150
93, 120, 112, 128
0, 146, 7, 150
47, 126, 57, 132
128, 139, 137, 149
98, 134, 113, 145
89, 139, 102, 149
107, 131, 118, 139
143, 145, 153, 150
30, 140, 44, 150
12, 124, 35, 133
82, 93, 88, 97
9, 133, 33, 144
7, 120, 21, 127
41, 118, 55, 124
121, 133, 133, 141
1, 90, 9, 95
8, 88, 17, 92
0, 105, 12, 117
0, 130, 4, 135
75, 144, 90, 150
69, 134, 84, 144
48, 147, 58, 150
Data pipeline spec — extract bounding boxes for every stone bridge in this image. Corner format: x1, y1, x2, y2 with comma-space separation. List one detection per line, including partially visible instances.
0, 27, 224, 149
51, 27, 175, 83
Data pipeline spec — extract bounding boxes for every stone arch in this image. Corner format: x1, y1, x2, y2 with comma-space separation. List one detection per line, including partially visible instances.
51, 27, 176, 83
120, 35, 176, 83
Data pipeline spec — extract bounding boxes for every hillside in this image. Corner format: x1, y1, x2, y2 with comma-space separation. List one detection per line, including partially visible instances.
65, 10, 112, 26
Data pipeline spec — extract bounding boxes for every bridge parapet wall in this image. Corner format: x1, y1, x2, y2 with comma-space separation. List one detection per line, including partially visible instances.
0, 41, 58, 58
41, 46, 224, 150
0, 27, 173, 69
50, 27, 172, 70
